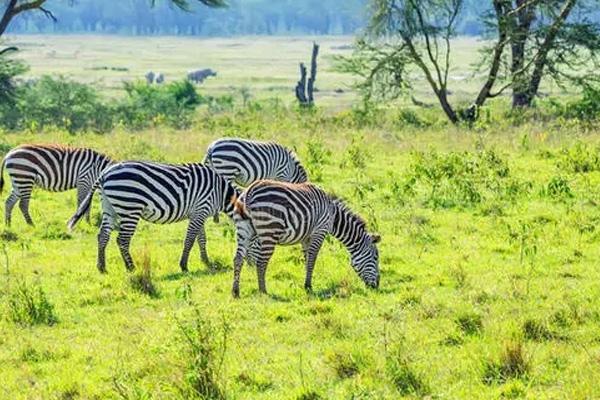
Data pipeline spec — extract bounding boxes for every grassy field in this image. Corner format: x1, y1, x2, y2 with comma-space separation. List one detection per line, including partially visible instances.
1, 35, 600, 399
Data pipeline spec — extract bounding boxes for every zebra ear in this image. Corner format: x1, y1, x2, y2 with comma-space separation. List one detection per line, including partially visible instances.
371, 234, 381, 244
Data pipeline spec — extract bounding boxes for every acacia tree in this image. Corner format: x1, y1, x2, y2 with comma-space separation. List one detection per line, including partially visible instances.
339, 0, 600, 123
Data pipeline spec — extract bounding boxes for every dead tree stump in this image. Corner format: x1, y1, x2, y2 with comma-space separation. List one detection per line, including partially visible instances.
295, 42, 319, 107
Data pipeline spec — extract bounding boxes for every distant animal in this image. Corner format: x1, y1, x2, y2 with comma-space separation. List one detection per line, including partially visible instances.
68, 161, 238, 273
203, 138, 308, 187
155, 72, 165, 84
187, 68, 217, 84
231, 180, 380, 297
0, 145, 113, 226
145, 71, 155, 84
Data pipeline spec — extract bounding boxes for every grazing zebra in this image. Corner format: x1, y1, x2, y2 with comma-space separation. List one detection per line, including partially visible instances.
67, 161, 238, 273
0, 145, 113, 226
203, 138, 308, 187
231, 180, 380, 297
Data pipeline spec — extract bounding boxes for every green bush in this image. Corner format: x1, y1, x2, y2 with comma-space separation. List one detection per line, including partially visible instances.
15, 76, 112, 133
562, 86, 600, 121
6, 280, 57, 327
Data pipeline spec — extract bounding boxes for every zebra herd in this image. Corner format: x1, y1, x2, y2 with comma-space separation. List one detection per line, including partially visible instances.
0, 138, 380, 297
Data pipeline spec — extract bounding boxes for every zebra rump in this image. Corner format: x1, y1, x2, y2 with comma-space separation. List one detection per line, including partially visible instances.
203, 138, 308, 187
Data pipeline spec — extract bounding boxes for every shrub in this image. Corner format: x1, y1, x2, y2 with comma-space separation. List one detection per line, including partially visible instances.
562, 86, 600, 121
305, 137, 331, 182
542, 176, 574, 200
483, 340, 530, 385
7, 280, 57, 327
15, 76, 112, 133
404, 149, 518, 208
557, 142, 600, 173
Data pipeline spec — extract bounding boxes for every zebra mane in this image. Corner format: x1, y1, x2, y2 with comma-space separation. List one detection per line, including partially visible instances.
331, 196, 367, 230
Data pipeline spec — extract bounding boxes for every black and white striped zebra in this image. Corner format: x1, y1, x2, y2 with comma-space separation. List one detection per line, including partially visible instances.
0, 144, 113, 226
67, 161, 238, 273
231, 180, 380, 297
203, 138, 308, 187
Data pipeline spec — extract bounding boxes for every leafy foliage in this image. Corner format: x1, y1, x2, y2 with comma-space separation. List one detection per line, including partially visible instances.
6, 280, 57, 327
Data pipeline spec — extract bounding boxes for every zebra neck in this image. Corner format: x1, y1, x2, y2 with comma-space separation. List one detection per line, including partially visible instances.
330, 201, 366, 253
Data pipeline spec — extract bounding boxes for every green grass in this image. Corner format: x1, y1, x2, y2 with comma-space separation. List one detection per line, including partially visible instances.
0, 35, 600, 399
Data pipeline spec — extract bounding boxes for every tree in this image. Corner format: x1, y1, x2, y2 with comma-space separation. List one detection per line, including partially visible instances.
339, 0, 600, 123
0, 0, 226, 42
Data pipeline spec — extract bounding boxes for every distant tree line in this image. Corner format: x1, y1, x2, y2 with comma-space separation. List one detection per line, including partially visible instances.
3, 0, 505, 36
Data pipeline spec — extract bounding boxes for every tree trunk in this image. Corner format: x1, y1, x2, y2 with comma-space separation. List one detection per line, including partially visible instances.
510, 0, 535, 108
0, 0, 18, 38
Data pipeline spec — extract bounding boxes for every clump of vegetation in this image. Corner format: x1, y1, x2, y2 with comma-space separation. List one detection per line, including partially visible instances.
522, 319, 554, 342
128, 251, 159, 298
404, 149, 519, 208
6, 280, 57, 327
235, 372, 273, 392
327, 349, 363, 379
542, 176, 574, 200
385, 345, 429, 396
556, 142, 600, 173
483, 340, 530, 385
177, 309, 229, 399
562, 86, 600, 121
455, 312, 483, 336
304, 137, 331, 182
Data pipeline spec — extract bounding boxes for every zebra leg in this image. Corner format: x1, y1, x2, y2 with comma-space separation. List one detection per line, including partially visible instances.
116, 217, 140, 272
232, 228, 251, 298
76, 182, 91, 223
18, 191, 34, 226
5, 191, 19, 227
255, 243, 275, 295
179, 219, 203, 272
196, 223, 210, 266
97, 213, 114, 273
302, 233, 326, 292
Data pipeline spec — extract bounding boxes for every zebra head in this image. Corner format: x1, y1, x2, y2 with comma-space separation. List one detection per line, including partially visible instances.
350, 233, 380, 289
331, 199, 380, 288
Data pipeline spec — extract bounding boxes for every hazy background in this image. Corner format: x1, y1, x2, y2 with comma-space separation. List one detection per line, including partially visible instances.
5, 0, 493, 36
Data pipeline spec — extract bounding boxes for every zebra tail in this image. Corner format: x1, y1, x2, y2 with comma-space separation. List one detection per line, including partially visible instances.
0, 156, 5, 194
67, 182, 99, 231
233, 198, 250, 220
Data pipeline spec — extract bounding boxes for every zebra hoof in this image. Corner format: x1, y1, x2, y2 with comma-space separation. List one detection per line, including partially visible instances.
180, 265, 189, 273
304, 285, 313, 293
97, 266, 107, 274
232, 286, 240, 298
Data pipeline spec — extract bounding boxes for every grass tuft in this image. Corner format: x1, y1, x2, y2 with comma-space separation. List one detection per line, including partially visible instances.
523, 318, 554, 341
455, 312, 483, 336
128, 250, 159, 298
483, 340, 530, 385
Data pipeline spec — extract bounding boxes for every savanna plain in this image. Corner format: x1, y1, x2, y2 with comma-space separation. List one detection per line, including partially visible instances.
1, 35, 600, 399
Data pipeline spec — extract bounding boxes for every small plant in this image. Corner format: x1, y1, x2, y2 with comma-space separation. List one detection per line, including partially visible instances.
455, 312, 483, 336
177, 309, 229, 399
556, 142, 600, 173
129, 250, 159, 298
305, 137, 331, 182
483, 340, 530, 385
7, 279, 57, 327
542, 176, 574, 200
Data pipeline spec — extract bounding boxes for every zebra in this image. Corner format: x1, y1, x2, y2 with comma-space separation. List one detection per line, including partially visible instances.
203, 138, 308, 187
67, 161, 238, 273
0, 144, 113, 226
231, 180, 380, 297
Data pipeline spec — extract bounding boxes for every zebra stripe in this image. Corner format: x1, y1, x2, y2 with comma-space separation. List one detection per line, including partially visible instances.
231, 180, 380, 297
68, 161, 238, 273
0, 144, 113, 226
203, 138, 308, 186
